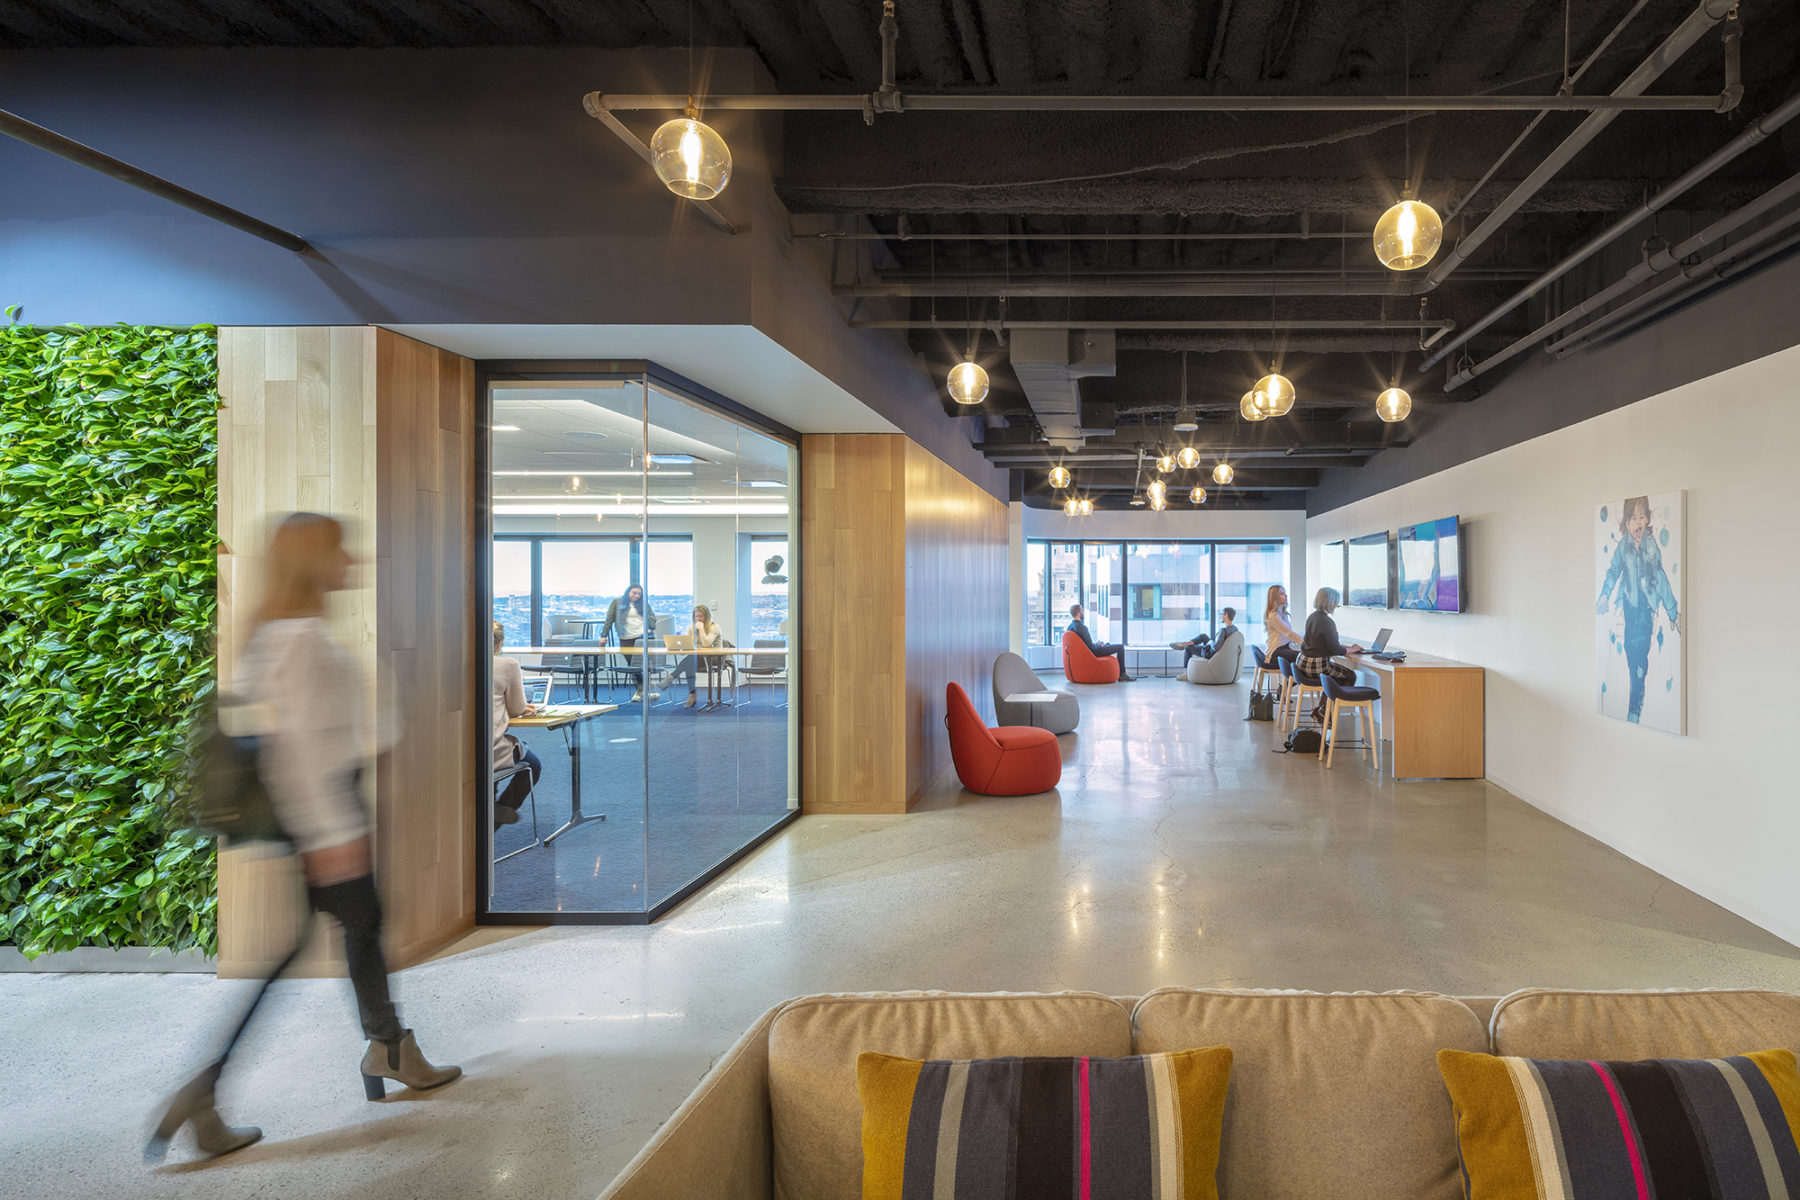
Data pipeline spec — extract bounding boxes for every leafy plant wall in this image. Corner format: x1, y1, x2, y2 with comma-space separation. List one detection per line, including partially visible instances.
0, 313, 219, 957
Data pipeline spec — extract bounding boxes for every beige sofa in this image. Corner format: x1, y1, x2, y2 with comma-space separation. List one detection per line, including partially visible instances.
597, 987, 1800, 1200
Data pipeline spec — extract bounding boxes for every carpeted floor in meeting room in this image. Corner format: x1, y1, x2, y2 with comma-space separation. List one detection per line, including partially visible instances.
489, 681, 795, 914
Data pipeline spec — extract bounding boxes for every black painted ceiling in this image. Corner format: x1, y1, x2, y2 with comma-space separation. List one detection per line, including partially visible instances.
7, 0, 1799, 508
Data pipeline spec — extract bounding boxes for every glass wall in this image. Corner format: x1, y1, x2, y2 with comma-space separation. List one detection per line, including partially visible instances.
1027, 537, 1290, 660
484, 369, 798, 921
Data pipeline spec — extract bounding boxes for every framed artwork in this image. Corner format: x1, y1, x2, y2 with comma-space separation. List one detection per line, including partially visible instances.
1594, 491, 1685, 734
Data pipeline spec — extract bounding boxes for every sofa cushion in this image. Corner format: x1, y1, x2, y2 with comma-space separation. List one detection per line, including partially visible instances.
1438, 1046, 1800, 1198
1132, 988, 1487, 1200
1491, 988, 1800, 1060
767, 991, 1133, 1200
857, 1046, 1232, 1200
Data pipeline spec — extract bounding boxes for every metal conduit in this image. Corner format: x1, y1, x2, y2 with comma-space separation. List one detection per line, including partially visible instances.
1447, 169, 1800, 387
850, 319, 1454, 331
1422, 0, 1738, 295
810, 230, 1364, 241
1546, 215, 1800, 358
593, 93, 1730, 114
1425, 86, 1800, 376
840, 280, 1424, 297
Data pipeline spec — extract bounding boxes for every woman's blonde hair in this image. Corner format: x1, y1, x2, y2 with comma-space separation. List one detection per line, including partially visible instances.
693, 604, 712, 628
492, 620, 506, 651
1313, 586, 1340, 613
1263, 583, 1286, 621
255, 512, 345, 629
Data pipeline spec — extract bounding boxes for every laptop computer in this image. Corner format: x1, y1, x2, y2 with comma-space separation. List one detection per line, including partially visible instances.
521, 676, 552, 706
1352, 628, 1394, 655
662, 633, 696, 652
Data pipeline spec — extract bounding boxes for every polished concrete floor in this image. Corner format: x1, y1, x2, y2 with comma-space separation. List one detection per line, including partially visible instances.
6, 675, 1799, 1198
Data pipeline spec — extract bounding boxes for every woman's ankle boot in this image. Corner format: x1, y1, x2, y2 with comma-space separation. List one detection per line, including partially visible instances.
144, 1068, 262, 1161
360, 1029, 462, 1099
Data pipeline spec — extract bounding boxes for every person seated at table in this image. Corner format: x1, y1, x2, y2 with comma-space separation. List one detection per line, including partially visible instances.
1067, 603, 1134, 681
656, 604, 724, 709
491, 621, 540, 828
1297, 587, 1364, 723
599, 583, 658, 701
1263, 584, 1304, 667
1176, 608, 1236, 666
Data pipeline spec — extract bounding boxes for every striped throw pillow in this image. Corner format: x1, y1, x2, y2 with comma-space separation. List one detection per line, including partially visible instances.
857, 1047, 1232, 1200
1438, 1047, 1800, 1199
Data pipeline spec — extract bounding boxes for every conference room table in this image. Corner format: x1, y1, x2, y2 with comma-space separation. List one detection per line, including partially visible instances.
506, 702, 618, 845
508, 645, 791, 706
1333, 642, 1485, 781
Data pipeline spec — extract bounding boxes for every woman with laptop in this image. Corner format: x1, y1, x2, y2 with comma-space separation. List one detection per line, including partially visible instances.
1296, 587, 1365, 723
657, 604, 724, 709
491, 620, 540, 827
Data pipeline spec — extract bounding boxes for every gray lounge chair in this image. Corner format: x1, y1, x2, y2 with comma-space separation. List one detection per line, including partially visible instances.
991, 652, 1079, 734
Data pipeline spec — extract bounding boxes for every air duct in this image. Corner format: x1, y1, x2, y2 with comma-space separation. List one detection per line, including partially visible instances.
1008, 329, 1115, 450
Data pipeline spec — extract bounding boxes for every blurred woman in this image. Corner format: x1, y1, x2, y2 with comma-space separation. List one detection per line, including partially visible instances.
492, 620, 540, 825
657, 604, 724, 709
1262, 584, 1303, 665
147, 513, 459, 1164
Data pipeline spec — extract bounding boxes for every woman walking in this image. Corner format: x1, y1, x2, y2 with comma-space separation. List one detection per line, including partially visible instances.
147, 513, 460, 1163
600, 583, 658, 701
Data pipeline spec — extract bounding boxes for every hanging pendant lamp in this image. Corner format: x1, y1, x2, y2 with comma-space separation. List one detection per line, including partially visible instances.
1129, 492, 1146, 507
1374, 197, 1443, 271
1176, 446, 1201, 470
1253, 373, 1296, 417
1239, 390, 1267, 422
947, 359, 989, 405
651, 101, 732, 200
1189, 485, 1207, 505
1149, 492, 1168, 511
1077, 497, 1094, 516
1172, 351, 1199, 432
1063, 497, 1081, 517
1146, 478, 1167, 505
1154, 451, 1176, 474
1048, 465, 1071, 489
1376, 386, 1413, 422
1212, 461, 1234, 486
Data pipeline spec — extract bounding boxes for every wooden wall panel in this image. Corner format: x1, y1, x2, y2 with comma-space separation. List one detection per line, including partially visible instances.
800, 435, 907, 814
216, 327, 475, 977
903, 442, 1010, 804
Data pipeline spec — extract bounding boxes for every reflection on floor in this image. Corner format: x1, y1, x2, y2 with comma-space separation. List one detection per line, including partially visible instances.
11, 675, 1800, 1198
491, 682, 794, 914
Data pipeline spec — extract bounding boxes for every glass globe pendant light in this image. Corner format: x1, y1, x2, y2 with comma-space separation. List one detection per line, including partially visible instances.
1376, 386, 1413, 422
1176, 445, 1201, 470
1077, 497, 1094, 516
1212, 461, 1234, 486
1239, 390, 1267, 422
1063, 497, 1081, 517
1048, 465, 1071, 489
1149, 492, 1168, 512
650, 101, 732, 200
1189, 485, 1207, 505
1146, 478, 1168, 505
947, 359, 989, 405
1373, 197, 1443, 271
1154, 450, 1176, 474
1253, 373, 1296, 418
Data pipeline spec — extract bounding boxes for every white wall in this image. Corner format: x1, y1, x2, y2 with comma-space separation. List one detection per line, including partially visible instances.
1307, 344, 1798, 947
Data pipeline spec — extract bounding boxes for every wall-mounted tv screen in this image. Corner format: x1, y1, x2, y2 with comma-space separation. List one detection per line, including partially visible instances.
1345, 532, 1392, 608
1398, 516, 1463, 612
1319, 541, 1345, 602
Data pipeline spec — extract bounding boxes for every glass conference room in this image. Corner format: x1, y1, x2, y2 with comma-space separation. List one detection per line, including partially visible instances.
480, 366, 798, 922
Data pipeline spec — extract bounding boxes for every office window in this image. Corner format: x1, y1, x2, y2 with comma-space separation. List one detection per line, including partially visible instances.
540, 539, 633, 640
1026, 537, 1291, 648
1125, 542, 1211, 646
645, 538, 696, 631
1049, 543, 1081, 640
1081, 543, 1122, 643
1215, 542, 1288, 654
492, 540, 533, 647
749, 535, 789, 642
1023, 541, 1049, 645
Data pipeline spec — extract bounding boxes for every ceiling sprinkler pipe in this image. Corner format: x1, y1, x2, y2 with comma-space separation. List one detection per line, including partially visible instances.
596, 92, 1727, 113
850, 318, 1455, 331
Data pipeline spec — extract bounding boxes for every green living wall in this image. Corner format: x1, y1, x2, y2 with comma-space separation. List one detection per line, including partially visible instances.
0, 312, 219, 957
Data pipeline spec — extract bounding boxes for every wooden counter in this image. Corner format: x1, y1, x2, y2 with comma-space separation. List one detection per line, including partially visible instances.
1335, 645, 1485, 780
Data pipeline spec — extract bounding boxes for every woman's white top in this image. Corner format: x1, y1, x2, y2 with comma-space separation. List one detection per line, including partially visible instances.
623, 609, 644, 640
236, 617, 375, 855
1264, 607, 1303, 657
693, 621, 722, 648
492, 655, 526, 769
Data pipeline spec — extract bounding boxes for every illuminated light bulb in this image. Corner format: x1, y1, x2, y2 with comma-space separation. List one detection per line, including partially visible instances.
1048, 465, 1071, 489
1155, 453, 1176, 474
1176, 446, 1201, 470
1253, 373, 1296, 417
1149, 493, 1168, 511
1146, 478, 1167, 504
1077, 497, 1094, 516
563, 475, 588, 496
650, 108, 732, 200
1373, 198, 1444, 271
947, 359, 989, 405
1212, 461, 1234, 485
1189, 485, 1207, 504
1240, 390, 1267, 422
1064, 497, 1081, 517
1376, 386, 1414, 422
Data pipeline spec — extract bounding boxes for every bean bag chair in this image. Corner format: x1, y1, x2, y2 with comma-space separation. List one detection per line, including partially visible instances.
1061, 631, 1121, 684
945, 682, 1061, 796
1185, 626, 1245, 685
991, 652, 1079, 734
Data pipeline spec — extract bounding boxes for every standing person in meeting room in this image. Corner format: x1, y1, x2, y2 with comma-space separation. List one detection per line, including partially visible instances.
1067, 603, 1135, 681
1263, 584, 1304, 665
492, 620, 540, 828
656, 603, 723, 709
146, 513, 459, 1165
1179, 608, 1236, 667
599, 582, 658, 702
1296, 587, 1364, 723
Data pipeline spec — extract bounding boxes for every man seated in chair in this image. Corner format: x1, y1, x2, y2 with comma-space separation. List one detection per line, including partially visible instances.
1067, 604, 1134, 681
1178, 608, 1236, 668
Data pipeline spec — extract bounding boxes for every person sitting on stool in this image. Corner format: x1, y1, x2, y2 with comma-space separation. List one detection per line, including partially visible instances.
1067, 603, 1134, 681
492, 621, 541, 827
1179, 608, 1236, 667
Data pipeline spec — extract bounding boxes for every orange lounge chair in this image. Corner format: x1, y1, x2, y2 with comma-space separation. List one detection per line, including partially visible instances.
944, 682, 1062, 796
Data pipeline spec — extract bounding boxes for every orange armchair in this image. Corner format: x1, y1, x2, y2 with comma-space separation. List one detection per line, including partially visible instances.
1061, 631, 1121, 684
945, 682, 1062, 796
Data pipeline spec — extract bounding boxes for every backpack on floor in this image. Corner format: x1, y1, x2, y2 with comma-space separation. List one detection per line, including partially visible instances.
1281, 728, 1322, 755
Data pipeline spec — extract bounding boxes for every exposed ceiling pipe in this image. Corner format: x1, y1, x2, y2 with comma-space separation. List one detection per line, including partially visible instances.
1425, 86, 1800, 375
1546, 214, 1800, 358
1448, 169, 1800, 387
854, 318, 1455, 332
841, 280, 1424, 297
809, 230, 1364, 241
580, 94, 735, 234
0, 106, 310, 253
1117, 333, 1454, 354
1422, 0, 1740, 294
593, 92, 1730, 114
872, 267, 1538, 281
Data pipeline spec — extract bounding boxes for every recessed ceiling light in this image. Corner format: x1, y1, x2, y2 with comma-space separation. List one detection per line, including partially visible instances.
659, 497, 700, 504
646, 453, 697, 465
746, 480, 785, 488
492, 424, 521, 432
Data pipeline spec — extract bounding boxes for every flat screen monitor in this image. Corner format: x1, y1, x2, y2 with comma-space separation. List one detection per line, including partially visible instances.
1319, 541, 1345, 602
1345, 532, 1392, 608
1397, 516, 1463, 612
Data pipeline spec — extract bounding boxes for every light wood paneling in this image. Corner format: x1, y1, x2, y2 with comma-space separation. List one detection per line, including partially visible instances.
1390, 667, 1486, 779
904, 441, 1009, 804
800, 435, 907, 813
216, 327, 475, 977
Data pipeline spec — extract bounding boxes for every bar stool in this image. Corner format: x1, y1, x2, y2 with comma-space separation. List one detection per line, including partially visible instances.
1250, 646, 1284, 702
1320, 672, 1382, 770
1289, 667, 1327, 733
1275, 657, 1296, 730
491, 762, 542, 865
